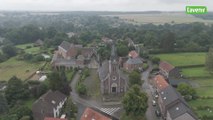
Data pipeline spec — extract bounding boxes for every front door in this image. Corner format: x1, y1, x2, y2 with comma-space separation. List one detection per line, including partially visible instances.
112, 87, 116, 93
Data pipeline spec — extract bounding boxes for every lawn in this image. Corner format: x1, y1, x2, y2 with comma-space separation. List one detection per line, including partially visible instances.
181, 67, 213, 78
0, 57, 45, 81
189, 99, 213, 118
154, 52, 206, 66
24, 98, 36, 109
16, 43, 41, 54
84, 69, 101, 99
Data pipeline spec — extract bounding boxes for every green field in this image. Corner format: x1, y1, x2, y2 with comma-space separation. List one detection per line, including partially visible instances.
16, 43, 41, 54
181, 67, 212, 78
103, 12, 213, 25
0, 57, 44, 81
189, 99, 213, 117
154, 52, 206, 66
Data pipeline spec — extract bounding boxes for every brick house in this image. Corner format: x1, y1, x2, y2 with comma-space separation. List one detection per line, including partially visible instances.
51, 41, 98, 69
123, 50, 143, 71
159, 61, 181, 79
154, 75, 197, 120
81, 108, 112, 120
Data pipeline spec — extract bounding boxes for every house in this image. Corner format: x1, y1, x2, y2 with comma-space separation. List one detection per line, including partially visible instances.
98, 44, 127, 94
158, 86, 197, 120
66, 32, 76, 38
123, 50, 143, 71
51, 41, 98, 70
44, 117, 67, 120
101, 37, 113, 44
168, 79, 190, 88
32, 90, 67, 120
159, 61, 181, 79
154, 75, 169, 92
34, 39, 44, 46
81, 107, 112, 120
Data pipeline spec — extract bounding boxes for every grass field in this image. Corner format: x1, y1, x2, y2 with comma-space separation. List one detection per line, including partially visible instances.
84, 69, 101, 99
189, 99, 213, 117
154, 52, 206, 66
181, 67, 212, 78
103, 12, 213, 25
0, 57, 44, 81
16, 43, 41, 54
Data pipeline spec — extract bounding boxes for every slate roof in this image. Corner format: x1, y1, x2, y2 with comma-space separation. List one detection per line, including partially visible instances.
168, 102, 197, 120
154, 75, 169, 91
98, 61, 109, 81
159, 61, 175, 73
32, 90, 67, 120
126, 57, 143, 65
80, 107, 111, 120
59, 41, 71, 51
168, 79, 190, 87
160, 86, 183, 107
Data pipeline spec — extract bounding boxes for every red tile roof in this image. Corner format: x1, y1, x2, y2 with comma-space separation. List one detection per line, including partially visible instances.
81, 108, 111, 120
159, 61, 175, 73
154, 75, 169, 91
128, 50, 139, 58
44, 117, 67, 120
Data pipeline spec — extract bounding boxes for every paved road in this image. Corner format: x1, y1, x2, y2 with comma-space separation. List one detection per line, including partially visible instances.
70, 71, 121, 120
142, 62, 161, 120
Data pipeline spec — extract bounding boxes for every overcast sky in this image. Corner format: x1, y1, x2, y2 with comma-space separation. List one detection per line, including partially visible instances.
0, 0, 212, 11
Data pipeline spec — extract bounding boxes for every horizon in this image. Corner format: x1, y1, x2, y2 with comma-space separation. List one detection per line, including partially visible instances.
0, 0, 212, 12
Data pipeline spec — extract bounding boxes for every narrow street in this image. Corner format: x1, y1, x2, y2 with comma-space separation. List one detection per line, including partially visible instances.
141, 61, 161, 120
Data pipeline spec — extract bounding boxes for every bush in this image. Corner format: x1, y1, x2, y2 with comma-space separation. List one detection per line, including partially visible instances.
151, 57, 160, 64
25, 46, 32, 49
77, 83, 87, 95
32, 55, 44, 62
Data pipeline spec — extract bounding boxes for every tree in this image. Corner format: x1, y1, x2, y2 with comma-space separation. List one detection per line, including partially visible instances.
206, 48, 213, 72
2, 45, 17, 57
117, 44, 129, 57
160, 31, 176, 52
129, 71, 141, 86
0, 94, 8, 114
151, 57, 160, 64
77, 83, 87, 95
63, 97, 77, 120
48, 71, 71, 95
5, 76, 29, 105
177, 83, 197, 101
9, 105, 32, 120
122, 85, 148, 116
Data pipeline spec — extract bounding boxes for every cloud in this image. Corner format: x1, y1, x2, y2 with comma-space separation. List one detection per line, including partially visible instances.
0, 0, 212, 11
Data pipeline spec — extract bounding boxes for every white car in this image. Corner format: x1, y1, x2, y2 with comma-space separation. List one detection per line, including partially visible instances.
152, 100, 156, 106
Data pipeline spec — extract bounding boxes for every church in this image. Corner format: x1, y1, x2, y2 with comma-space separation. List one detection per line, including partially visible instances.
98, 43, 127, 94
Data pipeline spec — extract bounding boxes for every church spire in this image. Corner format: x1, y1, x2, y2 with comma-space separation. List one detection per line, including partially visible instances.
111, 41, 116, 61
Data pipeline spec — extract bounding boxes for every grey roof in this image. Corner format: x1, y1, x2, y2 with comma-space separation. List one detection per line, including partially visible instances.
32, 90, 67, 120
126, 57, 143, 64
168, 102, 197, 120
59, 41, 71, 51
169, 79, 189, 86
160, 86, 184, 107
98, 60, 109, 81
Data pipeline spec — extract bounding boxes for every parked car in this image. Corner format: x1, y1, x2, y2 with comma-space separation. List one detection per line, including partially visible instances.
152, 100, 156, 106
155, 109, 161, 117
